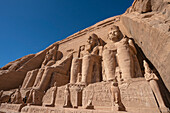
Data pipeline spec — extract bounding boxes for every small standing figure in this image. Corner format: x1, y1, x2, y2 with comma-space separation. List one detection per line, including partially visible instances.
110, 80, 125, 111
143, 60, 168, 112
63, 84, 72, 108
11, 86, 23, 104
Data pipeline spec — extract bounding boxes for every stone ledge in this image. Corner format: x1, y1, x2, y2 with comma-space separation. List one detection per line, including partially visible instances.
20, 105, 160, 113
0, 103, 26, 113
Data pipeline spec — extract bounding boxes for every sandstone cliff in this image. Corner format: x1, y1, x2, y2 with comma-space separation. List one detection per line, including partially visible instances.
0, 0, 170, 113
121, 0, 170, 91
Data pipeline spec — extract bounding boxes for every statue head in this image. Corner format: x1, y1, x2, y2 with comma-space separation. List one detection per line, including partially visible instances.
87, 33, 99, 46
108, 25, 121, 42
80, 45, 85, 51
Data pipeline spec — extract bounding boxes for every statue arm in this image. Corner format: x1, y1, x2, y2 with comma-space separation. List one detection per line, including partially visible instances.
91, 46, 101, 55
52, 49, 58, 61
128, 39, 137, 55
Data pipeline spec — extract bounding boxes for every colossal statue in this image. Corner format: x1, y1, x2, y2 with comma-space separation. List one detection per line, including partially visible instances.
21, 46, 61, 90
70, 33, 103, 85
25, 52, 73, 105
103, 25, 142, 82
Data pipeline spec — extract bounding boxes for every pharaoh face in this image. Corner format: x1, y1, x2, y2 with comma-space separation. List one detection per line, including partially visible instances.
80, 45, 85, 51
87, 37, 95, 45
108, 26, 121, 42
87, 34, 98, 45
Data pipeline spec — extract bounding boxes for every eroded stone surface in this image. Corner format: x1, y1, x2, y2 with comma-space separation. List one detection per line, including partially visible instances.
0, 0, 169, 113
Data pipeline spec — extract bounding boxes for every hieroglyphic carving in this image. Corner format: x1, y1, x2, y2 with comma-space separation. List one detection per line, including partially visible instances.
0, 103, 25, 112
120, 78, 159, 109
55, 86, 65, 106
82, 82, 112, 107
82, 78, 160, 111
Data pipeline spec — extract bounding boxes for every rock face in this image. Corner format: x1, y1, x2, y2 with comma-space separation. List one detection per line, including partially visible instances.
0, 0, 169, 113
121, 0, 170, 91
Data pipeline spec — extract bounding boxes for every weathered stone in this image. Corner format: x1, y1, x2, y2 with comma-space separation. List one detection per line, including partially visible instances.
42, 82, 57, 107
0, 0, 169, 112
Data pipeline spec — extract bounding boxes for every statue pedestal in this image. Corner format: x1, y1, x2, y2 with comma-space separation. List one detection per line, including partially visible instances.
70, 86, 83, 108
0, 103, 26, 112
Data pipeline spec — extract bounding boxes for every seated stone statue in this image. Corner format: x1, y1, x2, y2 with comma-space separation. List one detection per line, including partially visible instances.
26, 53, 73, 105
103, 25, 142, 82
70, 33, 103, 85
21, 45, 62, 90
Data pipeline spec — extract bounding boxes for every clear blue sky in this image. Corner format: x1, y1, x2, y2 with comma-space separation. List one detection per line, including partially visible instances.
0, 0, 134, 67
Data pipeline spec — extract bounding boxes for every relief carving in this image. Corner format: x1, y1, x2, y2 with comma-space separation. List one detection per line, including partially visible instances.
143, 60, 168, 112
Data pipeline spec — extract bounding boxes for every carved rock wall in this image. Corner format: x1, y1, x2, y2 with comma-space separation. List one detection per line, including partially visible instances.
121, 0, 170, 91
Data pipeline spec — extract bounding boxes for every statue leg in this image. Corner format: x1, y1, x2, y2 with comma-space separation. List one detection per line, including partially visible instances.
22, 71, 32, 89
70, 58, 82, 84
117, 47, 132, 81
103, 50, 116, 81
33, 68, 45, 87
91, 56, 102, 83
23, 69, 39, 89
34, 67, 54, 91
81, 55, 94, 85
